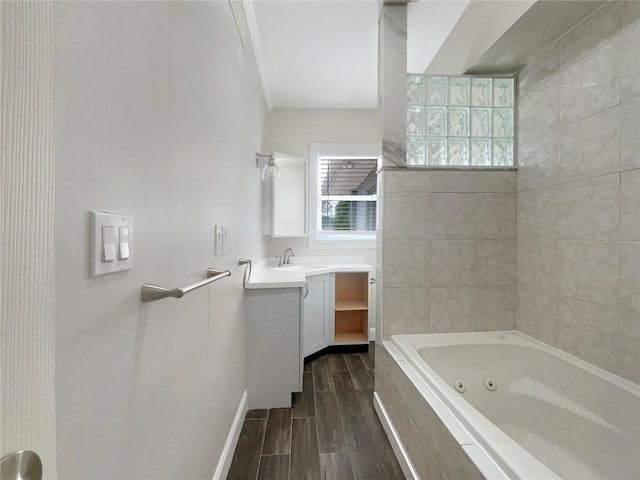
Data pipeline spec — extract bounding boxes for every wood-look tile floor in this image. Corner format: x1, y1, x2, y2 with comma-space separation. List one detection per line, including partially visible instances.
227, 344, 404, 480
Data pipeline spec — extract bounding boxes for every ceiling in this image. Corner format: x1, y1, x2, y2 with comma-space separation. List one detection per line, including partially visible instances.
246, 0, 597, 109
247, 0, 471, 110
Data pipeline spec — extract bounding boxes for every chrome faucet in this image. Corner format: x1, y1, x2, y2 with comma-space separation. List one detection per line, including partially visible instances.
279, 247, 295, 267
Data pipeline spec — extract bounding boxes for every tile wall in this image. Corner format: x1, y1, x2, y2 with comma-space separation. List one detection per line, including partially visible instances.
516, 1, 640, 384
376, 344, 484, 480
378, 169, 517, 338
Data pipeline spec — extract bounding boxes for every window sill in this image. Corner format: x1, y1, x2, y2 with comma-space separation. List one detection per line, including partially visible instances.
308, 233, 376, 250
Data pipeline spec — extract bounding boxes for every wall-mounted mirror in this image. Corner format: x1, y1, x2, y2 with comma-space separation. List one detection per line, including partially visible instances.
261, 152, 307, 237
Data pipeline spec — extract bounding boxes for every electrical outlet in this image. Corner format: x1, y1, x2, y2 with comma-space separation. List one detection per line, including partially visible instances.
214, 225, 223, 255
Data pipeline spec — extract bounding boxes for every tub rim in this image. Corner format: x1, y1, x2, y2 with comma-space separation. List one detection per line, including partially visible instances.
387, 330, 640, 480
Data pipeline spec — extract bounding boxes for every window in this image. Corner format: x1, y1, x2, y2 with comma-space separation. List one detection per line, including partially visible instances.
309, 143, 377, 249
407, 75, 515, 166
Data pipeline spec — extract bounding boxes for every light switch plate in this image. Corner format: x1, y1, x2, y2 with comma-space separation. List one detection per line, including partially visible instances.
214, 225, 223, 255
90, 211, 133, 277
222, 226, 229, 253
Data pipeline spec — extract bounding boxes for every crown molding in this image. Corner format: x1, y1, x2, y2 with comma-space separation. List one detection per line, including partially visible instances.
242, 0, 274, 110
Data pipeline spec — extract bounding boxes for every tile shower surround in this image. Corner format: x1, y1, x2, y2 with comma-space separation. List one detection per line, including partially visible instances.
379, 169, 517, 338
377, 2, 639, 386
516, 1, 640, 384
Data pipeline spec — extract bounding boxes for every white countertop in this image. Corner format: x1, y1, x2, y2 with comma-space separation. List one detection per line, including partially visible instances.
245, 256, 373, 289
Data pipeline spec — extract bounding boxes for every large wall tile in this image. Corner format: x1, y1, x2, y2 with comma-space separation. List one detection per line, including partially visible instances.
618, 310, 640, 384
556, 297, 619, 373
378, 357, 445, 479
475, 286, 516, 331
383, 240, 430, 288
385, 169, 430, 192
429, 287, 475, 333
517, 240, 557, 293
430, 171, 476, 192
514, 9, 640, 382
517, 132, 559, 191
431, 193, 477, 239
376, 227, 383, 271
517, 187, 558, 239
517, 287, 557, 345
621, 97, 640, 171
621, 22, 640, 101
374, 367, 413, 440
558, 1, 621, 71
439, 428, 484, 480
518, 43, 560, 97
622, 1, 640, 30
558, 106, 621, 183
620, 244, 640, 314
621, 169, 640, 238
430, 240, 476, 287
476, 171, 516, 193
559, 38, 621, 126
518, 77, 560, 143
556, 174, 620, 240
476, 193, 516, 239
379, 5, 407, 167
382, 288, 430, 336
375, 272, 383, 343
476, 240, 516, 285
383, 193, 430, 239
556, 240, 619, 307
377, 174, 385, 229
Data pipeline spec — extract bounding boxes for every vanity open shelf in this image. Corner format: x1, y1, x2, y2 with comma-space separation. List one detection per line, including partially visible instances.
334, 272, 369, 345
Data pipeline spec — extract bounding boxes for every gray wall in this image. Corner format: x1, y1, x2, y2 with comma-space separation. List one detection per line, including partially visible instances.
516, 1, 640, 384
54, 2, 267, 478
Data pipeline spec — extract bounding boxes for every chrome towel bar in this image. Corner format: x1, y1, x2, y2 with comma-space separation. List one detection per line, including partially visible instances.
141, 268, 231, 303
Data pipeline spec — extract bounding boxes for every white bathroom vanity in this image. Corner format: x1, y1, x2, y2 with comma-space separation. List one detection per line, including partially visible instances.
243, 257, 373, 409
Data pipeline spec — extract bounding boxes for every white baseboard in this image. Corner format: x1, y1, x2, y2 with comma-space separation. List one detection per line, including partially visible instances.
373, 392, 418, 480
212, 390, 248, 480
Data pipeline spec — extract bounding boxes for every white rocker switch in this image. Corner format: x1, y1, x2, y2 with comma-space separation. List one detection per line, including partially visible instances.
102, 225, 116, 262
118, 226, 130, 260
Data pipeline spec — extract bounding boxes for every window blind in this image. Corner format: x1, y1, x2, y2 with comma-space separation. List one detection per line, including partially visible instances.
319, 157, 377, 232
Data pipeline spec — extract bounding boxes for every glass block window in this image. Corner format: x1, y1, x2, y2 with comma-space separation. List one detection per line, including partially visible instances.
407, 75, 515, 167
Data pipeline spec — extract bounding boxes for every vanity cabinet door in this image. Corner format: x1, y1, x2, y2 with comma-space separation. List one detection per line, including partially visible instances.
302, 273, 334, 357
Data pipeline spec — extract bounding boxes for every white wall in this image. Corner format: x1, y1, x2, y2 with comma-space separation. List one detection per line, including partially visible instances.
1, 3, 57, 477
265, 108, 378, 267
53, 2, 267, 478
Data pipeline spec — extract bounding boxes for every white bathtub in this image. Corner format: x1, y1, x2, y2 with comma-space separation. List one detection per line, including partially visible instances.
388, 331, 640, 480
